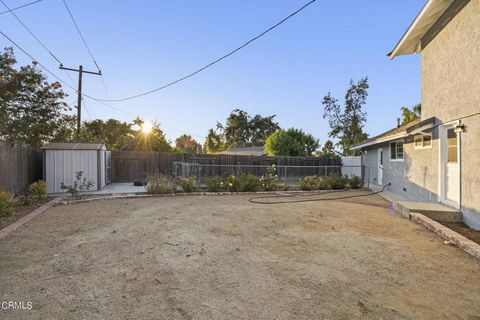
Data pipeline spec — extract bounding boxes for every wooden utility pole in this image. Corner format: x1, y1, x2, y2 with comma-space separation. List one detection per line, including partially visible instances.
59, 64, 101, 137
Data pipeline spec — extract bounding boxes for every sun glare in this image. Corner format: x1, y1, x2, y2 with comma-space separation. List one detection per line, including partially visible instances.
142, 121, 152, 134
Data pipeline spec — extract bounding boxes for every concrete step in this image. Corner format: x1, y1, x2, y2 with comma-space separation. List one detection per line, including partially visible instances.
395, 201, 462, 222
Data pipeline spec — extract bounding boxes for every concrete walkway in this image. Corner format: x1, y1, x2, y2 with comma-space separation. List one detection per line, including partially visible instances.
48, 183, 146, 197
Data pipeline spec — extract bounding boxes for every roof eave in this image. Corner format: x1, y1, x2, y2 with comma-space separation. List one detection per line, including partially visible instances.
388, 0, 454, 59
352, 132, 409, 150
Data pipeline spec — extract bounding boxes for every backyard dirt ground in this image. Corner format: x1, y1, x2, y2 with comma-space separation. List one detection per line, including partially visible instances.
1, 191, 480, 319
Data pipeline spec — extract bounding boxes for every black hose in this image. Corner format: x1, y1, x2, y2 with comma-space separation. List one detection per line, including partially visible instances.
248, 183, 391, 205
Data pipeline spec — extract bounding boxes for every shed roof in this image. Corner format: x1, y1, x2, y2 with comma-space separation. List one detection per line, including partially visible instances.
41, 142, 106, 150
388, 0, 455, 59
217, 146, 266, 156
352, 117, 435, 150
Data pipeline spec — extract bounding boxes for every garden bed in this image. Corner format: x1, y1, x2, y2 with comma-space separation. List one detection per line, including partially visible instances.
0, 198, 51, 230
440, 222, 480, 245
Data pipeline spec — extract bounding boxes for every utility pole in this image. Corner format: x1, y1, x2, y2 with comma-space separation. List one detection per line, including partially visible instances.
59, 64, 101, 138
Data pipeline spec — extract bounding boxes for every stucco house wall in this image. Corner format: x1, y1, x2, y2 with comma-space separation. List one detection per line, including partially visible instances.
421, 0, 480, 228
363, 136, 439, 204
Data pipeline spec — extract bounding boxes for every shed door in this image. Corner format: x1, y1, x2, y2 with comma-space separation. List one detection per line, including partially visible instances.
106, 151, 112, 184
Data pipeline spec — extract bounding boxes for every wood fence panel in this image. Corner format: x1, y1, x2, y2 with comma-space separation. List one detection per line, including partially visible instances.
0, 141, 43, 195
111, 151, 342, 183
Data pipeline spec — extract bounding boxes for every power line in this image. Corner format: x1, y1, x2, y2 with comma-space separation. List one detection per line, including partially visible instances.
0, 0, 62, 65
0, 30, 208, 140
91, 0, 317, 102
0, 30, 76, 90
61, 0, 101, 71
0, 0, 41, 15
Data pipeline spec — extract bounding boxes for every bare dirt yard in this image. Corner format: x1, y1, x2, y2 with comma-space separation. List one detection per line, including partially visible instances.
1, 192, 479, 319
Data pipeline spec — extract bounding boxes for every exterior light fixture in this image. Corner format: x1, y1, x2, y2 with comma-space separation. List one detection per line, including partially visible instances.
454, 124, 465, 133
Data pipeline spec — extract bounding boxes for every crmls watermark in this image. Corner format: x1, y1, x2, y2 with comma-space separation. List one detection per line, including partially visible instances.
1, 301, 33, 310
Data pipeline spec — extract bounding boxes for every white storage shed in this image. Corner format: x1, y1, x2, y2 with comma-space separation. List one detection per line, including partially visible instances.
41, 143, 111, 193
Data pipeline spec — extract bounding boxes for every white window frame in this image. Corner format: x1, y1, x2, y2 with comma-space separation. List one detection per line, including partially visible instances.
389, 140, 404, 161
414, 134, 432, 149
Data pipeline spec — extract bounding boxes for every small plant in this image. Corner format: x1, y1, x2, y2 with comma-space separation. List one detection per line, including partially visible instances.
324, 174, 348, 190
277, 182, 289, 191
226, 175, 241, 192
28, 180, 48, 200
238, 174, 260, 192
297, 176, 320, 191
317, 176, 332, 190
0, 187, 14, 216
61, 171, 95, 199
349, 176, 363, 189
179, 176, 197, 192
145, 170, 175, 194
206, 176, 224, 192
261, 164, 279, 191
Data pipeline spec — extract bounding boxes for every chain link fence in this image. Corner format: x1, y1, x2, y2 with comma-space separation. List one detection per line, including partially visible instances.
172, 162, 369, 189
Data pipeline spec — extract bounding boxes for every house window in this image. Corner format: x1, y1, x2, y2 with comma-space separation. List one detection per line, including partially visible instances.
414, 134, 432, 149
390, 141, 404, 161
447, 128, 458, 163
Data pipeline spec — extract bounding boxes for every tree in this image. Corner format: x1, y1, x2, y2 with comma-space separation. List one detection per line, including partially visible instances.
264, 128, 319, 156
401, 103, 421, 125
0, 48, 71, 147
131, 118, 172, 152
175, 134, 201, 153
322, 77, 369, 156
79, 119, 133, 150
322, 140, 335, 154
213, 109, 280, 149
204, 128, 224, 154
77, 117, 172, 152
315, 139, 340, 160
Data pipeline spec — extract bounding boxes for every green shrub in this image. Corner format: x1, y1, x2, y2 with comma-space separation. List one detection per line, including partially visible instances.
277, 182, 289, 191
324, 175, 348, 190
0, 188, 14, 216
349, 176, 363, 189
179, 176, 197, 192
28, 180, 48, 200
145, 171, 175, 194
317, 176, 332, 190
61, 171, 95, 199
261, 164, 279, 191
297, 176, 320, 190
206, 176, 224, 192
238, 174, 260, 192
226, 175, 241, 192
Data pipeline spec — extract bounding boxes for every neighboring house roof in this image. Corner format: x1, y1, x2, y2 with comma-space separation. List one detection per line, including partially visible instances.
41, 142, 106, 150
352, 117, 435, 150
388, 0, 461, 59
217, 146, 266, 156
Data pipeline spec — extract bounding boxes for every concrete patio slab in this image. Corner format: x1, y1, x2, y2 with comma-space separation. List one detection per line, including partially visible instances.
47, 183, 147, 197
396, 201, 462, 222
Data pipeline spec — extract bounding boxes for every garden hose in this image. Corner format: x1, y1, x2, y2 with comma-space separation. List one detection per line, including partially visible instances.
248, 183, 391, 205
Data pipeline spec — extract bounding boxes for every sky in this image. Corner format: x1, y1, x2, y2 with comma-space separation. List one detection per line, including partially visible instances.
0, 0, 424, 146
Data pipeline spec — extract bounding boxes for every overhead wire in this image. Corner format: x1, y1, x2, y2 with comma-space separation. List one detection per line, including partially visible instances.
0, 0, 41, 15
0, 0, 62, 64
60, 0, 101, 71
60, 0, 111, 100
89, 0, 318, 102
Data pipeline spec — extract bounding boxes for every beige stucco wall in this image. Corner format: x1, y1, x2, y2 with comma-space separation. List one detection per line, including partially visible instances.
421, 0, 480, 228
422, 0, 480, 121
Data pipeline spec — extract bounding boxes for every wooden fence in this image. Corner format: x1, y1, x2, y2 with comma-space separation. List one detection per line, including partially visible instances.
0, 141, 43, 195
111, 151, 341, 183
